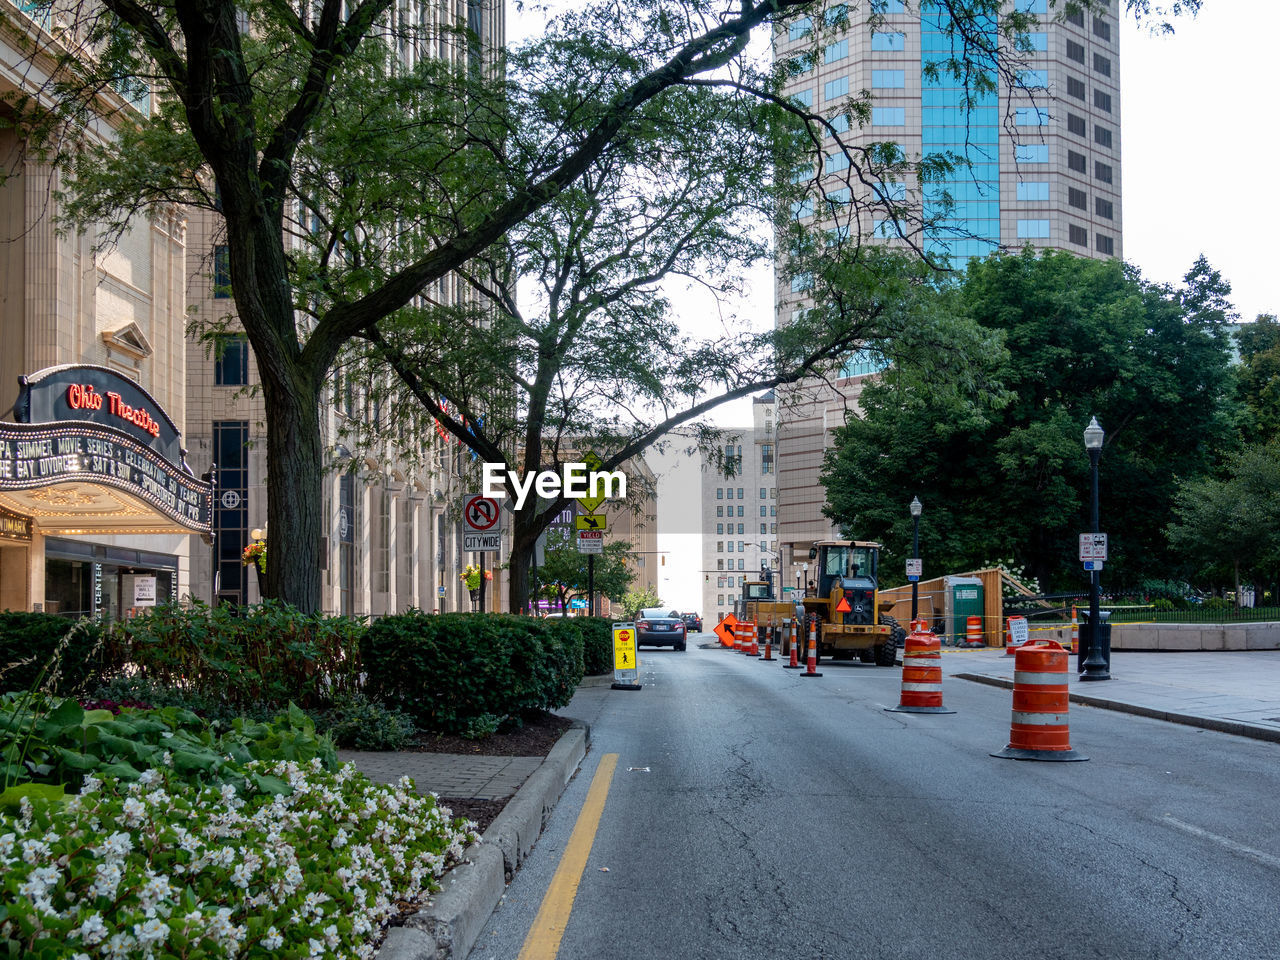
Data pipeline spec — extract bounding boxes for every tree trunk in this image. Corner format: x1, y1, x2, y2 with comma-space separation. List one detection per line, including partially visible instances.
260, 365, 324, 613
508, 510, 538, 614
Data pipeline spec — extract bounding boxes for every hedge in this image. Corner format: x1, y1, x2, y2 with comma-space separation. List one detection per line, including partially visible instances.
0, 612, 105, 695
362, 612, 584, 735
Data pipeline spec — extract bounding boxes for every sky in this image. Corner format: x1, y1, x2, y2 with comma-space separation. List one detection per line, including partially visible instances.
508, 2, 1278, 614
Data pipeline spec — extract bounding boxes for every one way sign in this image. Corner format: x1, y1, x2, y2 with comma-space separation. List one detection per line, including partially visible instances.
575, 514, 608, 532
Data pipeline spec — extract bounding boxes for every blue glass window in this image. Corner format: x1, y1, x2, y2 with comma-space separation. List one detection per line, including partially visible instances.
877, 181, 907, 202
213, 245, 232, 298
826, 186, 852, 206
1015, 107, 1049, 125
791, 198, 814, 219
872, 107, 905, 126
788, 17, 812, 41
1015, 144, 1049, 163
872, 219, 902, 239
791, 88, 813, 108
825, 114, 850, 137
1020, 32, 1048, 51
871, 32, 905, 51
872, 70, 905, 88
825, 40, 848, 64
790, 273, 812, 292
1016, 181, 1049, 201
825, 152, 850, 174
1015, 0, 1047, 13
824, 76, 850, 100
1019, 70, 1048, 89
1016, 219, 1051, 238
824, 4, 848, 26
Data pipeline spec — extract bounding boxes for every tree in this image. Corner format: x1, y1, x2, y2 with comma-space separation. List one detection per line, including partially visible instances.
1235, 314, 1280, 444
535, 531, 635, 612
822, 250, 1240, 590
621, 587, 663, 619
7, 0, 1201, 611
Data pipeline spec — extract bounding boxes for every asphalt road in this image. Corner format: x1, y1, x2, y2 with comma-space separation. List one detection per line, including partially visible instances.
467, 638, 1280, 960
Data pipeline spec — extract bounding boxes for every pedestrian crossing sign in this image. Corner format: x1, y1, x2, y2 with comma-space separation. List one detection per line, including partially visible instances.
612, 621, 641, 690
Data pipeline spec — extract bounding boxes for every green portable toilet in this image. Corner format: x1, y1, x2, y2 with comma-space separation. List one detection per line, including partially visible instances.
946, 576, 984, 644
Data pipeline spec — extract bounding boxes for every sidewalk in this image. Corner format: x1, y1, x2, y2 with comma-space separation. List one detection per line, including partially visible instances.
942, 647, 1280, 743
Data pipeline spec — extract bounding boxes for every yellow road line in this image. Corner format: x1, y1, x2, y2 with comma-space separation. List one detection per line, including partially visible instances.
516, 752, 619, 960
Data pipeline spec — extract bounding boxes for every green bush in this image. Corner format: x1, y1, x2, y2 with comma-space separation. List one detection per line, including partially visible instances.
102, 599, 363, 712
568, 617, 614, 675
86, 675, 282, 725
362, 612, 584, 736
0, 612, 106, 694
1203, 596, 1231, 611
317, 691, 416, 750
1151, 598, 1175, 612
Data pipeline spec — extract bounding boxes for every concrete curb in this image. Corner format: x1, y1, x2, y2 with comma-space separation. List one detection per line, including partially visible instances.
955, 673, 1280, 745
375, 721, 590, 960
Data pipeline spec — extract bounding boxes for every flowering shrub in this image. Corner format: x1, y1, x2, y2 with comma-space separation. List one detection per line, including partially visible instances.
460, 564, 492, 592
1, 759, 480, 959
241, 540, 267, 573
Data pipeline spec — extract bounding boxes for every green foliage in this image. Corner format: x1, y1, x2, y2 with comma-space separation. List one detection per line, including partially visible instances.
101, 600, 363, 712
537, 532, 636, 608
823, 251, 1240, 591
576, 618, 616, 676
1235, 314, 1280, 444
317, 692, 417, 751
0, 694, 337, 801
621, 587, 662, 619
1151, 598, 1175, 612
0, 613, 105, 695
361, 613, 584, 736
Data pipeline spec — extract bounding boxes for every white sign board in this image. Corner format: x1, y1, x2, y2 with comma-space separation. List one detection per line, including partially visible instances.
1007, 616, 1029, 646
133, 576, 157, 607
1078, 533, 1108, 561
463, 493, 500, 532
464, 532, 501, 552
905, 558, 922, 581
577, 530, 604, 554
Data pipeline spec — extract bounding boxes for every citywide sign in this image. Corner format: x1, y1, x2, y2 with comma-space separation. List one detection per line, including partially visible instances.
0, 365, 212, 535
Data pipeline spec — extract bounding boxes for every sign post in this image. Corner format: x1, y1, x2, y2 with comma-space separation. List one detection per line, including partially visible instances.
1079, 532, 1108, 571
463, 493, 501, 610
611, 622, 641, 690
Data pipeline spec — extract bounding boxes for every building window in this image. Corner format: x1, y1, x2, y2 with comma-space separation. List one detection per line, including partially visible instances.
761, 524, 767, 536
1017, 219, 1050, 239
791, 198, 814, 220
214, 334, 249, 386
1067, 76, 1086, 100
213, 420, 249, 605
1095, 232, 1114, 255
373, 487, 390, 595
762, 444, 774, 474
825, 152, 850, 174
738, 488, 744, 499
1093, 17, 1111, 41
1066, 7, 1084, 26
871, 32, 905, 51
870, 0, 904, 11
1069, 224, 1088, 247
338, 471, 356, 617
791, 88, 813, 108
727, 541, 734, 552
1016, 181, 1049, 202
1019, 70, 1048, 89
1095, 197, 1114, 220
717, 523, 724, 535
760, 506, 767, 518
737, 523, 744, 534
213, 245, 232, 298
716, 487, 723, 499
737, 506, 743, 517
1068, 150, 1087, 173
1066, 39, 1085, 63
1020, 32, 1048, 51
872, 107, 905, 126
1094, 89, 1112, 113
717, 559, 724, 570
1095, 161, 1113, 184
1094, 124, 1113, 149
872, 70, 905, 88
825, 114, 850, 138
1094, 53, 1111, 76
718, 541, 725, 552
825, 39, 848, 63
717, 594, 724, 605
1067, 113, 1086, 137
788, 17, 811, 41
771, 505, 776, 515
716, 505, 723, 517
1015, 107, 1048, 125
1016, 0, 1048, 12
1015, 144, 1049, 163
824, 76, 850, 100
1068, 187, 1087, 210
759, 487, 766, 499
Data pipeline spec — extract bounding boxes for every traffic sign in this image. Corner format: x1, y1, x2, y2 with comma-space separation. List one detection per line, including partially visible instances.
1083, 559, 1104, 571
464, 532, 500, 552
905, 558, 922, 581
575, 514, 608, 532
1078, 533, 1108, 562
576, 450, 608, 513
576, 529, 603, 554
463, 493, 500, 532
611, 621, 641, 689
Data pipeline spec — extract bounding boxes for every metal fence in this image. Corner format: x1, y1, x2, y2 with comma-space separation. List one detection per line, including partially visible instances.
1004, 593, 1280, 627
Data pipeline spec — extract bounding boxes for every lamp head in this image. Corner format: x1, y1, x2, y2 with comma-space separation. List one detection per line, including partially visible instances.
909, 496, 922, 518
1083, 416, 1104, 451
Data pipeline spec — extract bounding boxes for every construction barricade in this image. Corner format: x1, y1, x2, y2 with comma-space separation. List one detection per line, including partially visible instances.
991, 640, 1087, 761
800, 617, 822, 678
963, 615, 985, 648
886, 621, 954, 714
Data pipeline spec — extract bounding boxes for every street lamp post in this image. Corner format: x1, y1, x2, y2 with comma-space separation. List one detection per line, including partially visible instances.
909, 496, 922, 625
1080, 416, 1110, 681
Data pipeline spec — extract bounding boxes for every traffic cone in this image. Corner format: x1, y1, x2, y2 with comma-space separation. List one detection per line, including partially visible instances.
886, 620, 955, 714
748, 621, 759, 657
991, 640, 1087, 761
800, 619, 823, 678
1070, 606, 1079, 655
733, 622, 744, 652
761, 618, 776, 661
784, 618, 801, 669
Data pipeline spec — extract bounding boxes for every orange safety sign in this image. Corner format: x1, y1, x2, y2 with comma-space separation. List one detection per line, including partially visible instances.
836, 596, 851, 614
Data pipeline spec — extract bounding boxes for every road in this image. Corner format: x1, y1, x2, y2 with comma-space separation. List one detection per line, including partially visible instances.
467, 638, 1280, 960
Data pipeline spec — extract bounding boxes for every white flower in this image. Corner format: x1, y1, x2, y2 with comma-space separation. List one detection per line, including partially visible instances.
133, 918, 169, 947
231, 862, 254, 888
94, 831, 134, 862
138, 768, 162, 786
20, 838, 50, 864
75, 912, 109, 945
121, 797, 147, 825
0, 833, 14, 858
104, 931, 135, 960
89, 862, 123, 899
262, 927, 284, 950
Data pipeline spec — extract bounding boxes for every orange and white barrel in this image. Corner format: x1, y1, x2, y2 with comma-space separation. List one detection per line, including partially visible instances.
886, 620, 955, 714
991, 640, 1087, 762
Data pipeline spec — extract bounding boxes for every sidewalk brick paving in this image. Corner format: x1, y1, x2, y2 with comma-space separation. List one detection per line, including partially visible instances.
338, 751, 543, 800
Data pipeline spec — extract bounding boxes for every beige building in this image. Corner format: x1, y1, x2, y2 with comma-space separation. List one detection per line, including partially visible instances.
774, 0, 1123, 583
0, 10, 208, 616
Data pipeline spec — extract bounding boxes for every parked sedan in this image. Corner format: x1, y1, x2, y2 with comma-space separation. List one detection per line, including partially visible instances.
636, 608, 687, 651
682, 612, 703, 633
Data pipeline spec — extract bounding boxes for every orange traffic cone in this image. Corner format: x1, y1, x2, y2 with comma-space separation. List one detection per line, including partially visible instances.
1070, 606, 1079, 655
991, 640, 1087, 761
800, 618, 823, 678
784, 618, 801, 669
748, 621, 759, 657
886, 621, 955, 714
761, 617, 776, 660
